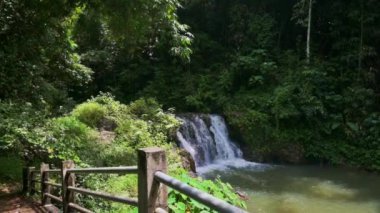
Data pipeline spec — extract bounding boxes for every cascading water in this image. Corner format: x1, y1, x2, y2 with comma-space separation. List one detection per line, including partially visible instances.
177, 115, 380, 213
176, 114, 244, 168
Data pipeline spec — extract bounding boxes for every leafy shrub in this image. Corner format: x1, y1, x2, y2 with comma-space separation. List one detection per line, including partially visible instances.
90, 93, 129, 120
168, 172, 247, 213
127, 98, 162, 118
72, 102, 106, 128
44, 116, 98, 163
0, 101, 49, 162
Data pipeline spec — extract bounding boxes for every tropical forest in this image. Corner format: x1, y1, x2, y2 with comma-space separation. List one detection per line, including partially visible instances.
0, 0, 379, 212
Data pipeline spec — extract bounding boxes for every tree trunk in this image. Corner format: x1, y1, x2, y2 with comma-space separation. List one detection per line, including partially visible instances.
306, 0, 313, 64
358, 0, 364, 77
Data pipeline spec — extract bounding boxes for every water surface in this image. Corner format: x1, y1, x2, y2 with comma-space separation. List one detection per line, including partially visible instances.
201, 163, 380, 213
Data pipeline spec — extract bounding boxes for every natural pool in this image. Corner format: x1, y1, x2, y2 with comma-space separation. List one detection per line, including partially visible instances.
201, 163, 380, 213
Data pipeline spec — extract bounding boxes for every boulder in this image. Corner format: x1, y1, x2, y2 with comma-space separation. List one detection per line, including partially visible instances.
279, 143, 306, 164
178, 149, 197, 174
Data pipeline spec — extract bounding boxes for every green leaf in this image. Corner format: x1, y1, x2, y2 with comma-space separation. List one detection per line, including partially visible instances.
347, 122, 359, 132
331, 122, 341, 130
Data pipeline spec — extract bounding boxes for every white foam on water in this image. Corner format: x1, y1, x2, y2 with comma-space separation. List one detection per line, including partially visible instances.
197, 158, 271, 174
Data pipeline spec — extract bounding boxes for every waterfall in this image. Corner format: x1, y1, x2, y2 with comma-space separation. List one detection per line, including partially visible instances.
177, 114, 243, 167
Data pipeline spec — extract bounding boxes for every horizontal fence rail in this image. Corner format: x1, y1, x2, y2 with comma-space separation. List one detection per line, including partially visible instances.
67, 186, 139, 206
67, 166, 138, 174
23, 147, 248, 213
44, 193, 63, 203
68, 202, 93, 213
45, 169, 61, 173
44, 182, 61, 188
154, 171, 247, 213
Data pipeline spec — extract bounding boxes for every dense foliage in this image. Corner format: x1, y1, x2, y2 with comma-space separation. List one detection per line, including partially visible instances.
1, 1, 380, 210
0, 94, 246, 211
0, 0, 191, 106
168, 173, 246, 212
66, 0, 380, 171
0, 1, 247, 210
30, 95, 180, 165
1, 0, 380, 211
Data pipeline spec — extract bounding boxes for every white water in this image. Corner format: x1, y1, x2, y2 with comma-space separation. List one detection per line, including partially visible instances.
209, 115, 243, 160
177, 114, 265, 172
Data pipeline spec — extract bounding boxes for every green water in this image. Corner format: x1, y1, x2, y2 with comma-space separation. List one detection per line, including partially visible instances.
202, 164, 380, 213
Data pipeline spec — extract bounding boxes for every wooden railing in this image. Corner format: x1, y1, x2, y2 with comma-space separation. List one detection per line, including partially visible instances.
23, 147, 247, 213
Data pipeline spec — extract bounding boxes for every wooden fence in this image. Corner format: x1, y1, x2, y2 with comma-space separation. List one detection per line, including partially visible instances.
23, 147, 247, 213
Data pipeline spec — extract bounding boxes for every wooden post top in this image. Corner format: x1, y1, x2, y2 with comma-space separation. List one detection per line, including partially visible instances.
138, 147, 167, 213
138, 147, 165, 153
62, 160, 75, 170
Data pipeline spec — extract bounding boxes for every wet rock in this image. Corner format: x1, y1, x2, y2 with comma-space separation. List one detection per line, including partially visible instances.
243, 143, 307, 164
278, 143, 306, 164
178, 149, 197, 173
235, 188, 249, 200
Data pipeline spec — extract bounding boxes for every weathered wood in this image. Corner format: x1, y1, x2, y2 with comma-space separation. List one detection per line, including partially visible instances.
138, 147, 168, 213
40, 163, 51, 205
67, 166, 138, 174
23, 167, 36, 195
22, 167, 28, 194
155, 207, 168, 213
68, 203, 93, 213
62, 160, 75, 213
44, 193, 63, 203
29, 168, 37, 196
67, 186, 138, 206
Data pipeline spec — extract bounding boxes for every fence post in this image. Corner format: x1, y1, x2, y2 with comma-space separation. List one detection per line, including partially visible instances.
23, 167, 36, 195
40, 163, 51, 206
22, 167, 28, 194
138, 147, 168, 213
27, 167, 36, 196
62, 160, 75, 213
